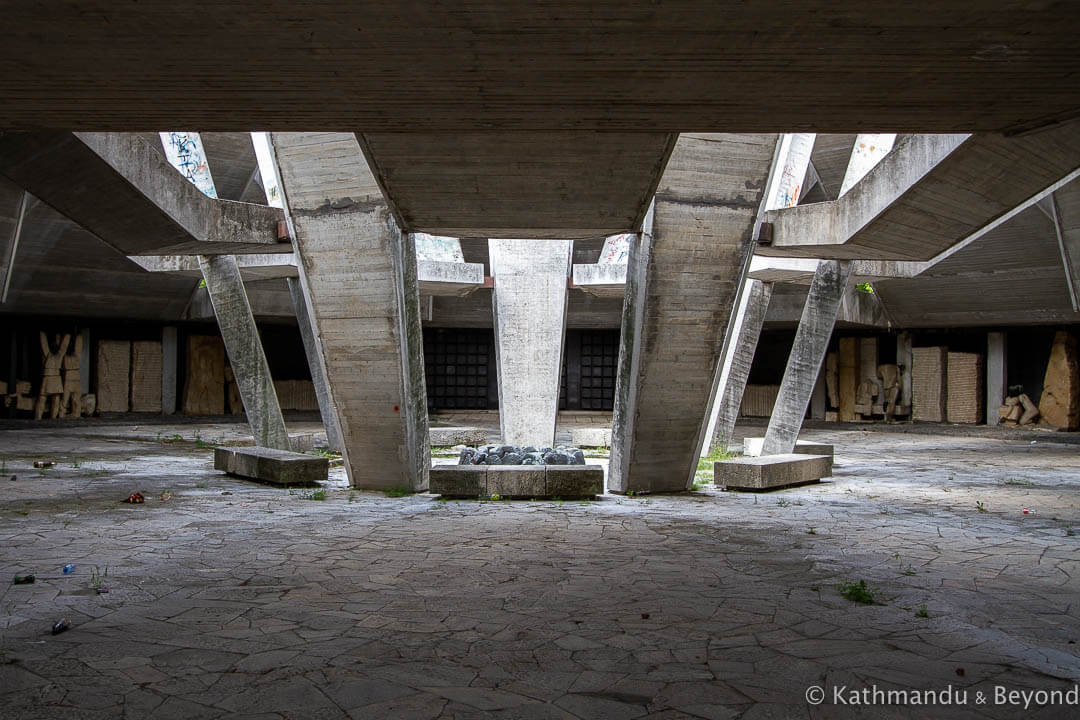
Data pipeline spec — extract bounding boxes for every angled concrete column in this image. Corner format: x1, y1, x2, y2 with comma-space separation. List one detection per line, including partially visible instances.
708, 279, 773, 453
610, 133, 780, 493
287, 275, 343, 452
269, 132, 429, 491
987, 331, 1007, 426
198, 254, 291, 450
761, 260, 853, 455
489, 238, 572, 447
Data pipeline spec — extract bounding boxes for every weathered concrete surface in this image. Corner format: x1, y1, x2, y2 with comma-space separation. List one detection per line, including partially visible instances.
197, 254, 291, 451
714, 453, 833, 491
271, 132, 429, 490
489, 239, 572, 447
130, 253, 299, 281
610, 133, 779, 493
430, 464, 603, 499
571, 262, 628, 298
360, 131, 675, 239
987, 331, 1008, 426
709, 279, 772, 453
5, 422, 1079, 718
760, 124, 1080, 260
287, 276, 343, 453
214, 446, 327, 487
0, 133, 289, 256
0, 176, 27, 302
761, 261, 854, 456
417, 259, 485, 296
161, 326, 178, 415
743, 437, 833, 458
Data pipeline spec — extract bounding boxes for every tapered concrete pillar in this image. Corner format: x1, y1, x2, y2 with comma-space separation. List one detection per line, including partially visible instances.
987, 331, 1007, 425
287, 275, 343, 451
269, 132, 429, 491
198, 254, 291, 450
489, 238, 571, 447
610, 133, 780, 493
708, 279, 773, 453
761, 260, 853, 455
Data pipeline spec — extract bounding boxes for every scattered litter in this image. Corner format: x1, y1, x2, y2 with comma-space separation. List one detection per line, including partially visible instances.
1022, 507, 1035, 515
96, 588, 109, 594
160, 491, 173, 502
62, 564, 75, 574
122, 492, 145, 504
1030, 440, 1037, 445
12, 574, 35, 585
33, 461, 56, 469
220, 491, 232, 496
50, 619, 70, 635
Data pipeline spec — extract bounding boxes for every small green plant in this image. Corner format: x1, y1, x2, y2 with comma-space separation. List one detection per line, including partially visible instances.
777, 498, 790, 508
489, 494, 502, 501
1066, 527, 1075, 537
976, 501, 987, 513
625, 490, 636, 497
300, 489, 326, 501
902, 564, 916, 576
71, 459, 81, 469
807, 527, 817, 535
89, 566, 108, 590
855, 282, 875, 294
198, 278, 206, 288
348, 491, 357, 503
692, 477, 710, 491
194, 481, 208, 489
916, 604, 929, 618
309, 448, 340, 458
838, 579, 878, 605
384, 486, 412, 498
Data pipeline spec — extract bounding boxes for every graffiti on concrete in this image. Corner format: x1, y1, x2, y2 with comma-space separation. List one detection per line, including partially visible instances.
415, 233, 465, 263
159, 132, 217, 198
839, 134, 896, 197
599, 234, 633, 264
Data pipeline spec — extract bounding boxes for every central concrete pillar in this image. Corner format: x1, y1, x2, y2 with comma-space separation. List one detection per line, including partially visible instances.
610, 133, 780, 493
708, 279, 773, 453
986, 331, 1007, 425
761, 260, 853, 455
198, 254, 291, 450
269, 132, 429, 490
489, 238, 572, 447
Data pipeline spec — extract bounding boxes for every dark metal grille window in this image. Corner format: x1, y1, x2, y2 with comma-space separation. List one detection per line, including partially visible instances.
578, 330, 619, 410
423, 328, 495, 409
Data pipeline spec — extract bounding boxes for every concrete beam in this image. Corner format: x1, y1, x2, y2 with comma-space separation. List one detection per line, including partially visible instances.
987, 331, 1007, 426
1051, 178, 1080, 312
198, 254, 291, 451
0, 133, 290, 257
708, 280, 773, 453
270, 132, 429, 491
761, 260, 854, 456
417, 259, 485, 297
0, 178, 27, 303
129, 253, 299, 281
571, 263, 628, 299
760, 123, 1080, 260
489, 238, 572, 447
610, 133, 779, 494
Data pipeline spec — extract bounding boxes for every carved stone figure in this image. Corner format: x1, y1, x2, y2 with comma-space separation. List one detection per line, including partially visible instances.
35, 332, 70, 420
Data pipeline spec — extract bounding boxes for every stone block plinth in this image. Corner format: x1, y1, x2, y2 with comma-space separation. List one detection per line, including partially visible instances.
714, 454, 832, 491
214, 446, 327, 487
742, 438, 833, 458
431, 465, 603, 499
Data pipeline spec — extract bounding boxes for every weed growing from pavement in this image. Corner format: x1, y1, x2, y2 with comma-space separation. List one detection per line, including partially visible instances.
916, 604, 929, 618
976, 500, 988, 513
838, 579, 878, 605
384, 486, 412, 498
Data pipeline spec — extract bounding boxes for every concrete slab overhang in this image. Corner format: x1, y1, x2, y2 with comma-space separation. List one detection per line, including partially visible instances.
130, 253, 300, 281
572, 263, 628, 299
417, 260, 486, 297
757, 122, 1080, 261
358, 132, 675, 239
3, 4, 1078, 134
0, 133, 289, 256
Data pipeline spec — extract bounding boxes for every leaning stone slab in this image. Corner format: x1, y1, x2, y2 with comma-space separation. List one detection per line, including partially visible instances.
742, 438, 833, 458
431, 465, 603, 499
714, 454, 832, 492
214, 447, 327, 487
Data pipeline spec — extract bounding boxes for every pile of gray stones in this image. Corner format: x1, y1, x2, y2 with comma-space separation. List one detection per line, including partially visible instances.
458, 444, 587, 466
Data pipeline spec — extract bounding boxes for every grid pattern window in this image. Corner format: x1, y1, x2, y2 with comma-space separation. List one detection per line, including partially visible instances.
579, 330, 619, 410
423, 329, 493, 410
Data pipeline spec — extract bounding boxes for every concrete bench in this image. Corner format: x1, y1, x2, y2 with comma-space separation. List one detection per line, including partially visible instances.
431, 465, 603, 499
214, 446, 327, 487
714, 453, 832, 491
741, 438, 834, 458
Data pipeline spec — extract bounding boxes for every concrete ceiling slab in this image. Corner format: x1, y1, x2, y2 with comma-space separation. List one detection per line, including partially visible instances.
358, 132, 676, 238
2, 4, 1077, 133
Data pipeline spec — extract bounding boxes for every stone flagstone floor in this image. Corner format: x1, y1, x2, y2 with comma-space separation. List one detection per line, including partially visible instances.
0, 422, 1078, 718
